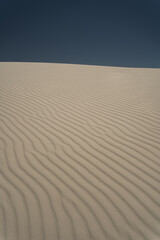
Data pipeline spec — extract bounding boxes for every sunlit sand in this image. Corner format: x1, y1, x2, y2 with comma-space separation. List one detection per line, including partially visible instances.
0, 62, 160, 240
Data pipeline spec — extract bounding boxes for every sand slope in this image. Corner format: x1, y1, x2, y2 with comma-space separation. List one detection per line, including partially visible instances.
0, 62, 160, 240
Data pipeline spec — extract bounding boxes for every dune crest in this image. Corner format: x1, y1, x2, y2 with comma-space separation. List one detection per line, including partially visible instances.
0, 62, 160, 240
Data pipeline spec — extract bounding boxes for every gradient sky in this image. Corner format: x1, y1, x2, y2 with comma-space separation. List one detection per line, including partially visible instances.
0, 0, 160, 67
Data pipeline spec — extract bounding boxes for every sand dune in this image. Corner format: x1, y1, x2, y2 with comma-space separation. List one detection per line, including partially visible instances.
0, 62, 160, 240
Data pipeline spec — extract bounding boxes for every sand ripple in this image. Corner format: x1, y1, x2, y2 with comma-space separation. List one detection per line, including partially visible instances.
0, 62, 160, 240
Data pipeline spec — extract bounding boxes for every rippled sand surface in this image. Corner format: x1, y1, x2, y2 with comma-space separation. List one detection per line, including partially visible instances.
0, 62, 160, 240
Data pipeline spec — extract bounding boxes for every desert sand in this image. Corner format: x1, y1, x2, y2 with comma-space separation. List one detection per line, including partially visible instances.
0, 62, 160, 240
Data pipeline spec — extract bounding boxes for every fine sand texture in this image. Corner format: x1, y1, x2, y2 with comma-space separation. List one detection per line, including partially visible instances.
0, 62, 160, 240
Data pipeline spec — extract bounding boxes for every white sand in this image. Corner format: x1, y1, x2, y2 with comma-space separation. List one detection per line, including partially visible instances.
0, 62, 160, 240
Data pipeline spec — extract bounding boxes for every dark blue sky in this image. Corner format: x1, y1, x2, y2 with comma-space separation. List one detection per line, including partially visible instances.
0, 0, 160, 67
